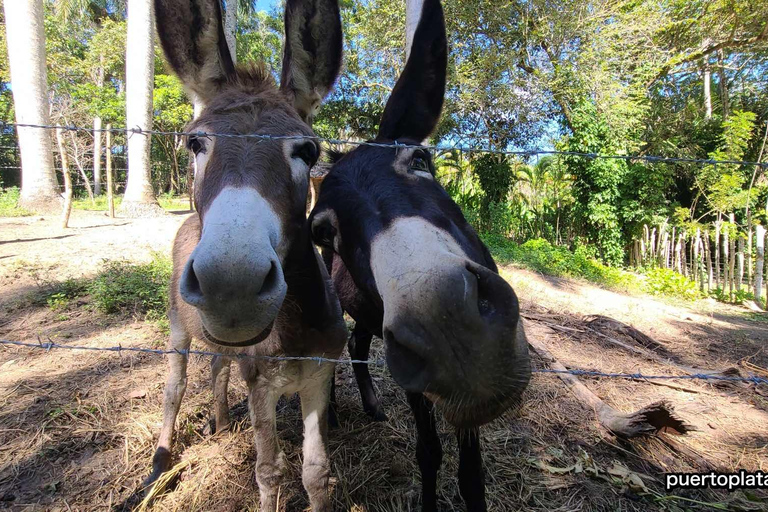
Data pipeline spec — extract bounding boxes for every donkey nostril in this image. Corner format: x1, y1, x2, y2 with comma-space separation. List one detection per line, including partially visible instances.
180, 258, 205, 306
257, 260, 280, 296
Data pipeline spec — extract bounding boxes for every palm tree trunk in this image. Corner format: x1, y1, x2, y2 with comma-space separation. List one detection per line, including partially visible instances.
3, 0, 61, 213
122, 0, 162, 216
93, 56, 105, 195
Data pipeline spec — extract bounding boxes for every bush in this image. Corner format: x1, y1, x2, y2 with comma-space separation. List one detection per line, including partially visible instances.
46, 278, 89, 310
0, 187, 32, 217
87, 253, 171, 317
641, 267, 701, 300
483, 235, 639, 291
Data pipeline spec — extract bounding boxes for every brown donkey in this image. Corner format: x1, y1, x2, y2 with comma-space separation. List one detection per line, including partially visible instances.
145, 0, 347, 509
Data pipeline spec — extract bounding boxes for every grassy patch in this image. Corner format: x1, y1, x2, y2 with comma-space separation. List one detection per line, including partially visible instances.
0, 187, 32, 217
88, 253, 171, 320
72, 194, 122, 211
484, 235, 641, 292
33, 253, 172, 329
72, 193, 191, 212
641, 267, 701, 300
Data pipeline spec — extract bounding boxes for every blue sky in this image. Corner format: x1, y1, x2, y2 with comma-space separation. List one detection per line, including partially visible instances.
254, 0, 278, 11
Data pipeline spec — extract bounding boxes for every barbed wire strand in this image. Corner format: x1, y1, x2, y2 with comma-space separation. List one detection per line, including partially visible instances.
1, 339, 766, 386
3, 122, 768, 168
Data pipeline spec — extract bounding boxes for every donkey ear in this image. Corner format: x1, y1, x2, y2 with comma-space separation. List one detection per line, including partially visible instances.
153, 0, 236, 104
377, 0, 447, 142
280, 0, 343, 123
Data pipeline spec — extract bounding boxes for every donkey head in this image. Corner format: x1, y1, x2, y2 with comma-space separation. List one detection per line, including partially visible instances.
310, 0, 530, 427
155, 0, 342, 345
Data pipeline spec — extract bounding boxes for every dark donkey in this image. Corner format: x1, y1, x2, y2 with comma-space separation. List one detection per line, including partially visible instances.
146, 0, 347, 509
310, 0, 531, 510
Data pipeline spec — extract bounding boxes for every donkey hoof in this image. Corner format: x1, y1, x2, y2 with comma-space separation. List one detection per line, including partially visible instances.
365, 406, 388, 422
328, 407, 340, 429
143, 447, 173, 493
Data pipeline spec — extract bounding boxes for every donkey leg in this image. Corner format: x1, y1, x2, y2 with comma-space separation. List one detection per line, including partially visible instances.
457, 428, 486, 512
328, 374, 339, 429
247, 379, 284, 512
211, 355, 231, 432
145, 324, 190, 488
407, 392, 442, 512
349, 325, 387, 421
299, 364, 334, 511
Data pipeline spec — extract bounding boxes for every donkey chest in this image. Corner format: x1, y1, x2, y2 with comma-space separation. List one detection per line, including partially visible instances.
250, 359, 334, 396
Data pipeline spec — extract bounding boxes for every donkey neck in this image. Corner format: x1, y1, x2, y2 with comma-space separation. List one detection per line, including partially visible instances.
278, 222, 339, 333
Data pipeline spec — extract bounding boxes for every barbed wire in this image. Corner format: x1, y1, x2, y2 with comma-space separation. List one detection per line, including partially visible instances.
1, 339, 766, 386
3, 122, 768, 168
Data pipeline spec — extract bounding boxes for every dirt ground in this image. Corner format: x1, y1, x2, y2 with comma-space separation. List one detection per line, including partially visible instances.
1, 210, 767, 512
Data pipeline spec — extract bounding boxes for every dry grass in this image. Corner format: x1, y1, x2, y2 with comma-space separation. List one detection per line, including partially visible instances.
1, 212, 767, 511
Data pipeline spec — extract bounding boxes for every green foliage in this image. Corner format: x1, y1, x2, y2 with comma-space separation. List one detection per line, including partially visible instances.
709, 287, 755, 305
87, 253, 171, 317
0, 187, 31, 217
564, 101, 629, 265
46, 278, 89, 310
642, 267, 701, 300
483, 234, 639, 292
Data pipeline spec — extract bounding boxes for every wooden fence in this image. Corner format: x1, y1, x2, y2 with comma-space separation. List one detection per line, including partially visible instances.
630, 218, 766, 309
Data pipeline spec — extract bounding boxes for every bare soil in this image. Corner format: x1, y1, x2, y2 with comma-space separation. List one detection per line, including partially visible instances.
1, 210, 767, 512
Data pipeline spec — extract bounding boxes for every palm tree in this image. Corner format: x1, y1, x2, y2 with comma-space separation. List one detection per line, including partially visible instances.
54, 0, 126, 196
3, 0, 61, 213
121, 0, 162, 216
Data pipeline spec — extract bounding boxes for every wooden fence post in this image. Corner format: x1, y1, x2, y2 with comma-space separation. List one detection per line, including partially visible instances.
715, 222, 721, 290
680, 234, 687, 277
705, 231, 713, 292
737, 236, 744, 295
693, 229, 700, 287
728, 213, 736, 300
755, 225, 765, 309
55, 127, 73, 228
642, 224, 649, 264
698, 237, 706, 292
746, 213, 753, 287
106, 124, 115, 219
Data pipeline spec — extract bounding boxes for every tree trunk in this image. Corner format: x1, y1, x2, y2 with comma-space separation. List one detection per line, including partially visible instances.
106, 124, 115, 218
55, 128, 73, 228
703, 62, 712, 119
755, 225, 765, 309
93, 55, 105, 195
3, 0, 61, 213
405, 0, 424, 60
122, 0, 162, 216
68, 131, 94, 203
717, 49, 729, 120
224, 0, 237, 63
93, 117, 103, 195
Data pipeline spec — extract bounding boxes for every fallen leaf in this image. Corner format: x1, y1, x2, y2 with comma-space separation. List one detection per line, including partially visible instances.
129, 389, 147, 399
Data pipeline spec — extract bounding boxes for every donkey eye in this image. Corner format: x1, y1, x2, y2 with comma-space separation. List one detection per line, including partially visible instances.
311, 220, 337, 249
409, 153, 431, 173
292, 141, 319, 167
187, 136, 206, 156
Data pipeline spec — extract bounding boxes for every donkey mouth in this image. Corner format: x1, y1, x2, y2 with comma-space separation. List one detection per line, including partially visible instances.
201, 321, 274, 348
426, 390, 525, 428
